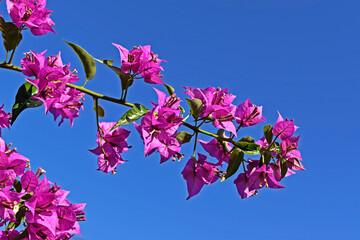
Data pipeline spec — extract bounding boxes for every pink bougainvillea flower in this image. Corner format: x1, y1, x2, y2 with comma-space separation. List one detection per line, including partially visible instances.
279, 136, 305, 171
198, 138, 230, 165
6, 0, 55, 36
247, 163, 285, 191
0, 229, 21, 240
21, 50, 84, 126
135, 89, 183, 163
272, 112, 298, 140
0, 136, 85, 238
113, 43, 165, 84
210, 106, 237, 135
90, 122, 130, 173
181, 153, 219, 200
235, 98, 265, 127
0, 137, 28, 178
48, 86, 85, 127
184, 87, 237, 135
269, 161, 295, 182
234, 173, 257, 199
255, 136, 270, 149
24, 170, 86, 239
234, 159, 285, 199
0, 186, 22, 222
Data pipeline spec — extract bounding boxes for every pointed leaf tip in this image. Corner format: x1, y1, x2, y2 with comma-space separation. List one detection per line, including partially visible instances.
11, 82, 43, 125
64, 39, 96, 81
111, 104, 149, 130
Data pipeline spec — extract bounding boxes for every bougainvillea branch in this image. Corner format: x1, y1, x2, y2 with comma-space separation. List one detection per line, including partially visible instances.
0, 0, 304, 238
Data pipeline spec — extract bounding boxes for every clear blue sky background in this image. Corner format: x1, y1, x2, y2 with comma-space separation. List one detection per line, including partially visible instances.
0, 0, 359, 239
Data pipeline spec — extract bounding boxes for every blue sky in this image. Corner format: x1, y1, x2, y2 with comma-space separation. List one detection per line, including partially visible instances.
0, 0, 359, 239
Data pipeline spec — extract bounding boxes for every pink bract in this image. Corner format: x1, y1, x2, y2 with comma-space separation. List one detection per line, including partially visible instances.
89, 122, 130, 173
7, 0, 55, 36
113, 43, 165, 84
21, 50, 84, 126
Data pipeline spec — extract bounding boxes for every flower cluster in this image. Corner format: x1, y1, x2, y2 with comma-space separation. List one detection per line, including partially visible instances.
6, 0, 55, 36
0, 136, 85, 239
234, 112, 303, 199
184, 87, 237, 134
90, 122, 130, 174
135, 88, 183, 163
184, 87, 265, 136
21, 50, 84, 126
113, 43, 165, 84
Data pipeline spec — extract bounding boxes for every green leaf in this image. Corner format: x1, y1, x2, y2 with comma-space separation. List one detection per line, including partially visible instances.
64, 40, 96, 81
95, 58, 132, 90
235, 141, 261, 155
224, 149, 244, 179
280, 158, 288, 179
186, 98, 203, 119
0, 17, 22, 52
239, 136, 254, 143
111, 104, 149, 130
21, 192, 33, 201
13, 179, 22, 193
93, 103, 105, 118
175, 131, 193, 144
163, 84, 175, 95
11, 82, 43, 125
14, 206, 26, 229
264, 124, 273, 145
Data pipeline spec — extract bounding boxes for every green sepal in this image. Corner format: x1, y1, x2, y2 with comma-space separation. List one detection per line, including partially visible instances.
186, 98, 203, 119
175, 131, 193, 144
111, 104, 149, 130
0, 17, 22, 53
64, 40, 96, 81
11, 82, 43, 125
224, 148, 244, 179
234, 141, 261, 155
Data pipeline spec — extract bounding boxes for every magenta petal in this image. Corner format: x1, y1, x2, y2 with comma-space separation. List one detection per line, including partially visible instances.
234, 173, 256, 199
265, 172, 285, 189
181, 158, 205, 200
21, 171, 38, 192
112, 43, 129, 63
57, 206, 76, 231
272, 120, 295, 140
